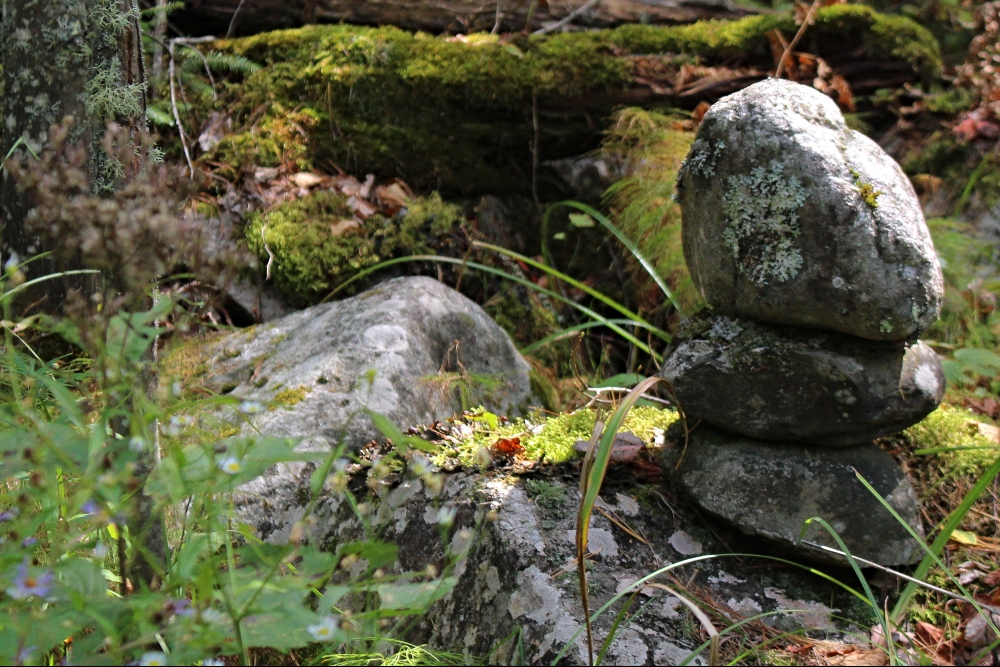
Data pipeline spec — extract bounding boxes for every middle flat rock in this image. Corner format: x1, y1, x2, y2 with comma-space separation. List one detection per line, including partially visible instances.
660, 315, 945, 446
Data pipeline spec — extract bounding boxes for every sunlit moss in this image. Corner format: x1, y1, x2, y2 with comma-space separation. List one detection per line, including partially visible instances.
904, 405, 998, 477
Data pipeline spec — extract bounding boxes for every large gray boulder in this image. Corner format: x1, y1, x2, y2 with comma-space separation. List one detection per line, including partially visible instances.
662, 423, 924, 566
661, 315, 945, 446
170, 275, 533, 452
676, 78, 943, 341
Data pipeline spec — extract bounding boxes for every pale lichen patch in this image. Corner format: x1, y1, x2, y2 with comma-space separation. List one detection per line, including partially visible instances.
722, 160, 806, 286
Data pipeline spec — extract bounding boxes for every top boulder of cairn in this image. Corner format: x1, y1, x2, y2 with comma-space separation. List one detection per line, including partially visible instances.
676, 79, 943, 341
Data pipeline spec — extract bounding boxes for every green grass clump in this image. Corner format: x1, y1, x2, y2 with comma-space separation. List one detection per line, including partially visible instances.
524, 478, 567, 509
246, 190, 465, 305
600, 108, 702, 313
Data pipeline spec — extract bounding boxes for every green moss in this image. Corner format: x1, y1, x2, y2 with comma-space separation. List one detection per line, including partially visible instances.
850, 169, 883, 209
419, 371, 507, 412
523, 478, 566, 509
432, 406, 679, 466
269, 386, 310, 410
246, 190, 465, 305
193, 7, 938, 196
904, 405, 998, 477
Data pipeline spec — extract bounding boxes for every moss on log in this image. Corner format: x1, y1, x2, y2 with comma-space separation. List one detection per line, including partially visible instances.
191, 5, 939, 195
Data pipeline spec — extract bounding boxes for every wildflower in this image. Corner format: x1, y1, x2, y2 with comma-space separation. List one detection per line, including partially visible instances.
436, 506, 457, 528
164, 598, 195, 618
93, 542, 110, 559
201, 660, 225, 666
4, 252, 20, 272
307, 615, 340, 641
7, 560, 53, 600
171, 381, 183, 396
408, 454, 431, 476
217, 455, 242, 475
138, 652, 169, 666
81, 500, 100, 516
15, 646, 35, 664
0, 508, 20, 522
239, 400, 264, 415
200, 608, 226, 625
128, 436, 147, 452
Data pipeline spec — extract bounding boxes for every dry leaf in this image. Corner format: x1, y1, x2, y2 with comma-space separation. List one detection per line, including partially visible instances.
915, 621, 944, 646
329, 219, 362, 236
255, 167, 281, 183
346, 196, 378, 219
491, 437, 524, 457
375, 180, 414, 209
291, 172, 325, 188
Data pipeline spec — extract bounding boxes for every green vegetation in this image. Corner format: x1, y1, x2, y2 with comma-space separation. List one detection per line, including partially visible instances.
189, 6, 938, 195
524, 478, 567, 509
245, 190, 465, 304
269, 385, 311, 409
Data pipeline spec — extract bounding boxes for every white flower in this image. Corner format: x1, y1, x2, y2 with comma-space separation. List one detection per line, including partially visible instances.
93, 542, 110, 559
307, 615, 340, 642
128, 437, 146, 452
409, 454, 431, 477
239, 400, 264, 415
201, 608, 226, 625
436, 506, 457, 527
138, 652, 169, 666
201, 659, 225, 666
171, 381, 184, 396
217, 456, 243, 475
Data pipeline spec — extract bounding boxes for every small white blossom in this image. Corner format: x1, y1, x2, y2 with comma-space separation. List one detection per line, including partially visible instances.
128, 437, 147, 452
217, 456, 243, 475
307, 615, 340, 641
201, 608, 226, 625
171, 381, 184, 396
409, 454, 431, 476
138, 652, 169, 666
239, 400, 264, 415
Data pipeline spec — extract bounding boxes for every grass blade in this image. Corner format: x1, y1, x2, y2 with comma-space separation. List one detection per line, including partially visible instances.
545, 200, 687, 318
473, 241, 670, 342
576, 376, 686, 664
521, 319, 655, 355
798, 516, 897, 666
323, 255, 661, 360
645, 583, 718, 665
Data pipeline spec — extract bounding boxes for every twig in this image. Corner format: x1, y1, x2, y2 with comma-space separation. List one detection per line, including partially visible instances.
774, 0, 822, 79
261, 225, 275, 279
491, 0, 503, 34
227, 0, 249, 39
168, 40, 195, 180
533, 0, 601, 35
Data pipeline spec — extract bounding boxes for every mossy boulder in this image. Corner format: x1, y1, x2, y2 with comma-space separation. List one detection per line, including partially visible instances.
191, 6, 939, 196
678, 79, 943, 340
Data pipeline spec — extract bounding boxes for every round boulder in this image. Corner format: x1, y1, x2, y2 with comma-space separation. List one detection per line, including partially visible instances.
661, 423, 924, 566
677, 78, 942, 341
660, 315, 945, 447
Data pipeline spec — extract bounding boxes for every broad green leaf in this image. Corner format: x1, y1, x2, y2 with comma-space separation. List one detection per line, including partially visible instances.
378, 577, 457, 610
568, 213, 595, 228
949, 529, 979, 545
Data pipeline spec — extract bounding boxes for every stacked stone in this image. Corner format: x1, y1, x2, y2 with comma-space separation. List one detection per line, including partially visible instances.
660, 79, 945, 566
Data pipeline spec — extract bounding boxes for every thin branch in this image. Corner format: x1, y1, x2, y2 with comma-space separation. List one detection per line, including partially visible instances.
168, 40, 195, 179
491, 0, 503, 35
533, 0, 601, 35
227, 0, 249, 38
774, 0, 822, 79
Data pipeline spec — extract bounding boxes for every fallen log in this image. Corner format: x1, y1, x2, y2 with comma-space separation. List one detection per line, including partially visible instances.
176, 0, 758, 37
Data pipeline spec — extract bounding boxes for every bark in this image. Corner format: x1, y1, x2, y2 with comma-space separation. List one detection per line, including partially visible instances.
1, 0, 90, 264
178, 0, 758, 37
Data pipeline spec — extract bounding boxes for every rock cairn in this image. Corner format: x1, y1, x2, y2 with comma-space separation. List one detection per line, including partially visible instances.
661, 79, 945, 566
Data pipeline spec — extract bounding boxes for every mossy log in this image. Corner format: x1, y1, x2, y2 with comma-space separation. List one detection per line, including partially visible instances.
189, 5, 939, 196
177, 0, 757, 37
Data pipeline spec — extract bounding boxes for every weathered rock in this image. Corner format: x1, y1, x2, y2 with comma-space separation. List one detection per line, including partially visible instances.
661, 315, 945, 446
677, 78, 943, 341
662, 424, 924, 566
235, 464, 866, 664
171, 275, 533, 451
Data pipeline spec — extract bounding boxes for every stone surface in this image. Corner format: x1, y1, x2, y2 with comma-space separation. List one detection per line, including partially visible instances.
662, 423, 924, 566
676, 78, 943, 341
661, 315, 945, 446
176, 275, 533, 452
235, 463, 864, 664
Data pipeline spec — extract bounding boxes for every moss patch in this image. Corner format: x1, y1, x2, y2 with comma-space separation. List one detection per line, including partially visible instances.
432, 406, 679, 466
269, 385, 310, 410
246, 190, 465, 305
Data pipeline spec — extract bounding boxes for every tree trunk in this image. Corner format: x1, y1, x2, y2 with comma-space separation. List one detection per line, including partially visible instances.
178, 0, 757, 37
0, 0, 91, 265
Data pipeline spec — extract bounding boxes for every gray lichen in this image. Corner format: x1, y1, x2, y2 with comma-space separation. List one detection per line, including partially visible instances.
722, 160, 806, 286
682, 139, 725, 179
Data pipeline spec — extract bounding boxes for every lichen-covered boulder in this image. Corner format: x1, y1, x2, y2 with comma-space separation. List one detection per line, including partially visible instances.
662, 423, 924, 566
165, 275, 533, 452
676, 78, 943, 341
661, 315, 945, 446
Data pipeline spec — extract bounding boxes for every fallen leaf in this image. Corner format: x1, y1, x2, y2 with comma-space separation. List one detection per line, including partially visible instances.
291, 172, 324, 188
374, 180, 414, 209
491, 437, 523, 457
329, 219, 362, 236
951, 530, 980, 546
691, 100, 711, 126
984, 570, 1000, 586
915, 621, 944, 646
346, 196, 378, 219
255, 167, 281, 183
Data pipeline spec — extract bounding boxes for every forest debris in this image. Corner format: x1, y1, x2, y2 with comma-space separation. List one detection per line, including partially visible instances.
290, 172, 325, 188
197, 112, 232, 153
